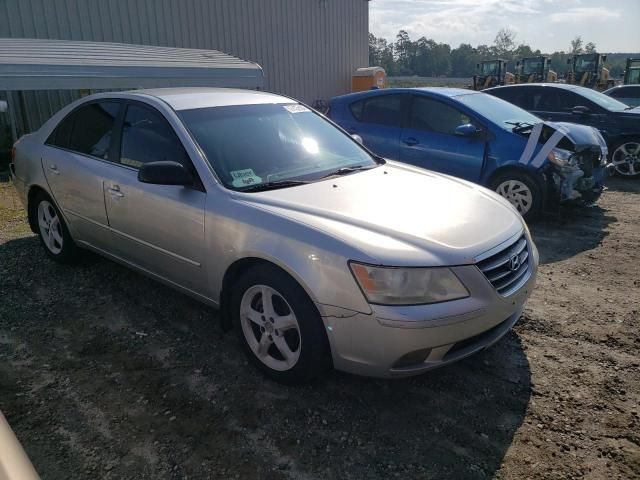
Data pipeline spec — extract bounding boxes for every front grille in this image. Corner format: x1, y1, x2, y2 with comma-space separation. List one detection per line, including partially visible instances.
477, 234, 530, 296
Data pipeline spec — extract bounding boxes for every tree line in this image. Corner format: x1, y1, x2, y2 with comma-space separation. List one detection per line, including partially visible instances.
369, 28, 634, 78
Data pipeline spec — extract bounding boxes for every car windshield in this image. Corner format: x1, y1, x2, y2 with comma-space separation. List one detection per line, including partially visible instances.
574, 87, 629, 111
179, 103, 378, 191
455, 92, 541, 130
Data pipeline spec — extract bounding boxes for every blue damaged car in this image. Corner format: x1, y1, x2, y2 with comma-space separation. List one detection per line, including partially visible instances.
328, 88, 614, 220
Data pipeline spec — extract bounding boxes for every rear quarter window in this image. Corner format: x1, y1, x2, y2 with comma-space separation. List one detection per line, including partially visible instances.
349, 99, 365, 121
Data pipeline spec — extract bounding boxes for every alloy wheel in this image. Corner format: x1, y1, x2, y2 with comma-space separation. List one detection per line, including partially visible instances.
239, 285, 302, 371
496, 180, 533, 215
612, 141, 640, 177
37, 200, 64, 254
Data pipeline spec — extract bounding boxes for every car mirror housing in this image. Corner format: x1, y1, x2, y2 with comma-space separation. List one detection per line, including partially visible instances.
454, 123, 481, 137
138, 161, 194, 186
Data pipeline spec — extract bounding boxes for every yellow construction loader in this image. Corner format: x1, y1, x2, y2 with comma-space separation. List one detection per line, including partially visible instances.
566, 53, 614, 90
472, 59, 515, 90
515, 56, 557, 83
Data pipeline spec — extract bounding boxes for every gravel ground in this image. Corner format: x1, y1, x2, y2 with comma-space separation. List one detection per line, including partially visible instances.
0, 177, 638, 480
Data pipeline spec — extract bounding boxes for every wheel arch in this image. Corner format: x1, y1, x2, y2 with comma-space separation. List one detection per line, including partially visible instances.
219, 256, 320, 332
26, 184, 52, 234
485, 164, 546, 192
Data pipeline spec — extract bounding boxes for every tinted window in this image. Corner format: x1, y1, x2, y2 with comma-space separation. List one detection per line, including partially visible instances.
47, 102, 119, 159
360, 94, 404, 127
608, 87, 640, 99
120, 104, 188, 169
531, 89, 586, 112
410, 96, 470, 134
350, 100, 364, 121
488, 87, 533, 110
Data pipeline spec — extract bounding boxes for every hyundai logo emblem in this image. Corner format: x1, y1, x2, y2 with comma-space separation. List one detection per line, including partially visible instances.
509, 254, 521, 272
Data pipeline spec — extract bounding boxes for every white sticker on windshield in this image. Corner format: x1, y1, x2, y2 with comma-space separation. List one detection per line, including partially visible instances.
230, 169, 263, 188
283, 104, 310, 114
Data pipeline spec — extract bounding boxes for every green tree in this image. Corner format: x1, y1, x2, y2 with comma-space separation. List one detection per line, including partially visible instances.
493, 27, 517, 58
570, 36, 584, 54
585, 42, 597, 54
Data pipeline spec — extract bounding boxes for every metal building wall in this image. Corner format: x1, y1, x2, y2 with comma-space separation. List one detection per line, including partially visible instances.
0, 0, 369, 136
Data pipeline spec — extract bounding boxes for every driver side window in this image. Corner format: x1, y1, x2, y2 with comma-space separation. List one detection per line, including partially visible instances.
410, 96, 470, 135
119, 104, 189, 169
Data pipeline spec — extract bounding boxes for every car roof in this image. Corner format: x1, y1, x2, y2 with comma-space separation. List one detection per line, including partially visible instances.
486, 83, 583, 92
332, 87, 480, 103
124, 87, 296, 110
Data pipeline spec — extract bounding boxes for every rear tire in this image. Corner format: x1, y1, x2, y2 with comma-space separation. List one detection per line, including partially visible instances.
490, 171, 542, 222
231, 264, 330, 385
32, 192, 80, 263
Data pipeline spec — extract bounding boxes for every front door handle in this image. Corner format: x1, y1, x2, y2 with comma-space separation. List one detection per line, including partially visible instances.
107, 185, 124, 198
48, 164, 60, 175
403, 137, 419, 146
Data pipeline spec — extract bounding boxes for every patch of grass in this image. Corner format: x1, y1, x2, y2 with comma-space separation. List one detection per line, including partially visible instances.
0, 179, 31, 237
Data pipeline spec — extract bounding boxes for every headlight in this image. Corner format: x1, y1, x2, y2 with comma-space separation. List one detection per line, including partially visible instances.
547, 147, 577, 167
349, 263, 469, 305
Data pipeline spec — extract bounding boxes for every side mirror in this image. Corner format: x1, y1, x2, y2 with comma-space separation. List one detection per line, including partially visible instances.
351, 133, 364, 144
571, 105, 590, 116
138, 161, 193, 186
454, 123, 481, 137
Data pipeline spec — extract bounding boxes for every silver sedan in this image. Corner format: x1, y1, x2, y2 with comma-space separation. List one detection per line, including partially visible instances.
10, 88, 538, 384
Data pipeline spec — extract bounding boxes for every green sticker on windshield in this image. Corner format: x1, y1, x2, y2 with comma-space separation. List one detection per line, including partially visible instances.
230, 169, 262, 188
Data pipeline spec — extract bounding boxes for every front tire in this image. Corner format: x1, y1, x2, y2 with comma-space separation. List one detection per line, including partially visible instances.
231, 264, 330, 385
33, 192, 79, 263
610, 139, 640, 178
490, 171, 542, 222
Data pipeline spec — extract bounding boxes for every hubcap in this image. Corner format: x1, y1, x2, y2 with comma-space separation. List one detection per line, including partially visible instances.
612, 142, 640, 177
496, 180, 533, 215
37, 200, 63, 254
239, 285, 301, 372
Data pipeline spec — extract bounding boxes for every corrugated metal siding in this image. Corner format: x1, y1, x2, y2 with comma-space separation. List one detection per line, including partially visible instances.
0, 0, 368, 104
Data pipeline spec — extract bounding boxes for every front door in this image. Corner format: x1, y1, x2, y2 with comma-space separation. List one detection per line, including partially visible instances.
104, 102, 207, 295
399, 95, 486, 182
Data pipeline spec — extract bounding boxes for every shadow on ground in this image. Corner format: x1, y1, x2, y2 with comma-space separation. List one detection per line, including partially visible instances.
0, 235, 531, 479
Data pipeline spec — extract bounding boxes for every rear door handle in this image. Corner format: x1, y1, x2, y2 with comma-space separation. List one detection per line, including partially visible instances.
403, 137, 419, 146
48, 164, 60, 175
107, 185, 124, 198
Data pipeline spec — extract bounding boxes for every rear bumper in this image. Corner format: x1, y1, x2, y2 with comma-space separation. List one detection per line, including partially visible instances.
317, 247, 538, 378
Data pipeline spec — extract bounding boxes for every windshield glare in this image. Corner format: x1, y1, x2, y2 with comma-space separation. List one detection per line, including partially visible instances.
179, 104, 377, 190
575, 87, 628, 111
456, 92, 541, 130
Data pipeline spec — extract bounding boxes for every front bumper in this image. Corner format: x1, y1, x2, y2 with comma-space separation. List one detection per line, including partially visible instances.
317, 240, 538, 378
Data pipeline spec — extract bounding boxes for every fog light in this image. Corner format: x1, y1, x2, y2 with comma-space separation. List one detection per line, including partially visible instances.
392, 348, 431, 369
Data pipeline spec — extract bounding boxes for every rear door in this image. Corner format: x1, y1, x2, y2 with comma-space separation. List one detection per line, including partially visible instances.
340, 93, 408, 160
103, 101, 207, 295
42, 101, 122, 249
399, 95, 486, 181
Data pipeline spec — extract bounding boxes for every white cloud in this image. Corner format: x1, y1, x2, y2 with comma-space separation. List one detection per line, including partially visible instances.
550, 7, 621, 23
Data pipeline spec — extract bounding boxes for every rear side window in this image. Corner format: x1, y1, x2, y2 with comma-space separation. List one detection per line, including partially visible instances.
531, 89, 586, 112
349, 99, 365, 121
46, 102, 120, 160
360, 94, 405, 127
489, 88, 532, 110
409, 96, 470, 134
119, 104, 189, 169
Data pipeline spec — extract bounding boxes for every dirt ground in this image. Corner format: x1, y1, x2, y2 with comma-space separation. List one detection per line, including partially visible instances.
0, 176, 638, 480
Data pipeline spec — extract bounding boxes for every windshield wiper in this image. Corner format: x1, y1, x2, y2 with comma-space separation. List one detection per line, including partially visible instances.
320, 164, 376, 179
240, 179, 309, 192
505, 121, 535, 132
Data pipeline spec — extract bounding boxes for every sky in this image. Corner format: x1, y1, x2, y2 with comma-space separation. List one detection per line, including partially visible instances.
369, 0, 640, 53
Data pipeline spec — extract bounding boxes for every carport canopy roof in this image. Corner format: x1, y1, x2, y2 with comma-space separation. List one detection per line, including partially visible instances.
0, 38, 264, 90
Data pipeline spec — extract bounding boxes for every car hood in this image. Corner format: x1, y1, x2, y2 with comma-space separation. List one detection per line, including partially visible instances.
615, 106, 640, 118
550, 121, 606, 152
233, 162, 524, 266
